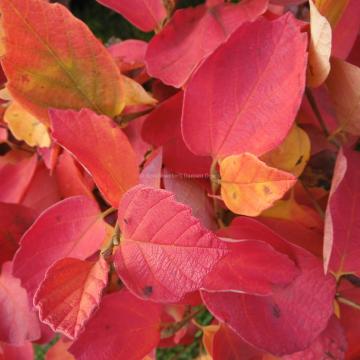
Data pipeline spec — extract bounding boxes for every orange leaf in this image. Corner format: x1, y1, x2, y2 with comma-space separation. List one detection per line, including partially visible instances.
326, 58, 360, 135
315, 0, 349, 28
307, 0, 332, 88
0, 0, 124, 123
260, 125, 310, 177
4, 101, 51, 147
34, 257, 109, 339
220, 153, 296, 216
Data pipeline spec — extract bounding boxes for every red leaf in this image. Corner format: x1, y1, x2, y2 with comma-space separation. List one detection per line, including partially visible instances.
142, 92, 212, 175
69, 290, 162, 360
0, 155, 37, 203
181, 14, 307, 158
34, 257, 109, 339
13, 196, 106, 299
114, 185, 228, 302
0, 262, 40, 345
50, 108, 139, 207
108, 39, 147, 73
21, 162, 61, 213
324, 148, 360, 277
0, 341, 34, 360
282, 316, 347, 360
145, 0, 268, 87
97, 0, 166, 32
0, 203, 36, 267
45, 338, 74, 360
202, 217, 336, 356
202, 239, 299, 295
55, 151, 94, 199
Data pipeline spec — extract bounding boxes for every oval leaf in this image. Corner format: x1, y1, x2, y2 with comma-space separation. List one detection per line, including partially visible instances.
50, 108, 139, 207
181, 14, 308, 158
34, 257, 109, 339
220, 153, 297, 216
0, 0, 124, 123
114, 185, 228, 303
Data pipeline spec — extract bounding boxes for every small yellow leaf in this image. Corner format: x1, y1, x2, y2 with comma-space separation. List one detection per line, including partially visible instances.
326, 58, 360, 135
261, 125, 311, 177
307, 0, 332, 88
0, 86, 12, 101
122, 75, 157, 107
4, 101, 51, 147
261, 193, 323, 231
315, 0, 349, 28
202, 324, 220, 356
220, 153, 297, 217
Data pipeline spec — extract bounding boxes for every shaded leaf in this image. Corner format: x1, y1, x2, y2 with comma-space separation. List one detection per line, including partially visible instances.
69, 291, 162, 360
0, 341, 34, 360
220, 153, 296, 216
50, 108, 139, 207
326, 58, 360, 135
0, 0, 124, 123
0, 262, 40, 345
97, 0, 166, 32
13, 196, 107, 298
0, 203, 36, 267
181, 14, 307, 158
34, 257, 109, 339
0, 155, 37, 203
307, 0, 332, 88
324, 148, 360, 277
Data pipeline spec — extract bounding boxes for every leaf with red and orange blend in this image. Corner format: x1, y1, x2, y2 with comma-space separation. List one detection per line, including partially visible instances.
0, 0, 124, 123
324, 148, 360, 278
97, 0, 166, 32
219, 153, 297, 216
202, 217, 336, 356
145, 0, 268, 87
13, 196, 107, 299
0, 203, 36, 267
50, 108, 139, 207
0, 262, 40, 345
114, 185, 298, 302
69, 290, 162, 360
34, 257, 109, 339
181, 13, 307, 158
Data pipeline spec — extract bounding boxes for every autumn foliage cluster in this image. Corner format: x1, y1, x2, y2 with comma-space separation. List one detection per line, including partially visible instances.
0, 0, 360, 359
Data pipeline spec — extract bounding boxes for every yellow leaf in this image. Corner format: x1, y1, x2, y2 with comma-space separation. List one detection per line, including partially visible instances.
220, 153, 297, 217
307, 0, 332, 88
326, 58, 360, 135
260, 125, 311, 177
315, 0, 349, 28
261, 192, 323, 231
4, 101, 50, 147
122, 75, 157, 107
202, 324, 219, 357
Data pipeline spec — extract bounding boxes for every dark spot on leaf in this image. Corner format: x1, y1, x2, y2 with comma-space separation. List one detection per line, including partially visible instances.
295, 155, 303, 166
232, 192, 237, 200
272, 303, 281, 318
143, 286, 153, 297
55, 215, 62, 222
263, 185, 271, 195
123, 218, 129, 225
